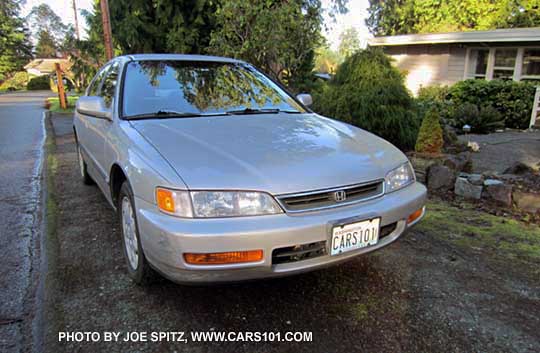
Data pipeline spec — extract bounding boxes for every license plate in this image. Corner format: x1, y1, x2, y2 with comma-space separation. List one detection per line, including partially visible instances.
331, 218, 380, 256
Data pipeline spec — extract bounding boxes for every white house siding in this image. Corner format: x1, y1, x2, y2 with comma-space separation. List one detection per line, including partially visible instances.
383, 44, 466, 95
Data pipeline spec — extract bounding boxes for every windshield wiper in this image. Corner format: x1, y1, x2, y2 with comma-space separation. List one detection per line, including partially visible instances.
225, 108, 301, 115
125, 110, 216, 120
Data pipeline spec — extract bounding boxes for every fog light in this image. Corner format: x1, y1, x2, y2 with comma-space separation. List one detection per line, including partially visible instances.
184, 250, 263, 265
407, 207, 424, 224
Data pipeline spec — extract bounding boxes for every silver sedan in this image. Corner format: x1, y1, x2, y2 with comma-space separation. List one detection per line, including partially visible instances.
74, 54, 426, 285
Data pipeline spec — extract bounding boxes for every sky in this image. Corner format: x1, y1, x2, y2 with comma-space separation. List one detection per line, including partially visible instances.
22, 0, 372, 49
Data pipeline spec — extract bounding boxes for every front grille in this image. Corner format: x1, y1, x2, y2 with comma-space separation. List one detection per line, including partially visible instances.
277, 180, 384, 212
272, 241, 327, 265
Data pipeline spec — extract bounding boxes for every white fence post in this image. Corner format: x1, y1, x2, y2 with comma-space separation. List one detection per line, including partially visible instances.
530, 86, 540, 129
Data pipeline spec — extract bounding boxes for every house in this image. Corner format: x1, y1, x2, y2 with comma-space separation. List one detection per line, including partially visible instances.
368, 27, 540, 95
24, 58, 71, 77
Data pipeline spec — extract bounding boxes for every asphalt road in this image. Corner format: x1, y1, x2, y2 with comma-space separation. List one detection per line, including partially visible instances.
0, 91, 53, 353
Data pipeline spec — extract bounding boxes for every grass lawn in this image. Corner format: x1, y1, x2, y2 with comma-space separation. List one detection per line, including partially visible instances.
416, 200, 540, 263
47, 95, 79, 113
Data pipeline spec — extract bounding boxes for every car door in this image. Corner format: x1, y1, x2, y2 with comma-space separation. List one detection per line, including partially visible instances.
94, 61, 120, 180
76, 64, 110, 184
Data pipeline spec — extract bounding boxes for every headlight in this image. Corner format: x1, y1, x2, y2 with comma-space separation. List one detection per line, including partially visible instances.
385, 162, 415, 193
191, 191, 283, 217
156, 188, 283, 218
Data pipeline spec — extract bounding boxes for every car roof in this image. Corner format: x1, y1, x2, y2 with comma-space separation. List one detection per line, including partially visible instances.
118, 53, 246, 64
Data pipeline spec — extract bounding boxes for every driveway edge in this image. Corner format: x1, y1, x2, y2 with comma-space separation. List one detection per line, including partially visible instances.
33, 111, 62, 353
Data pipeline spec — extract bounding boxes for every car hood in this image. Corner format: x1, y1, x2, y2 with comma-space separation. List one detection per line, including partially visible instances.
130, 113, 407, 195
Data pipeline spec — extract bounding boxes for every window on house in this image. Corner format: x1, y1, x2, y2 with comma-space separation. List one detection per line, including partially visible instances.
522, 49, 540, 81
468, 49, 489, 79
493, 49, 517, 80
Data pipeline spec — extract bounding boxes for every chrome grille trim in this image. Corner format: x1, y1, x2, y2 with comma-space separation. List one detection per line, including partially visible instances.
276, 179, 385, 213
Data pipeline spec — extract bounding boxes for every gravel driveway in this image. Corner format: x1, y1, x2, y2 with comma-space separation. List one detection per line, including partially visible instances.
43, 115, 540, 353
459, 130, 540, 173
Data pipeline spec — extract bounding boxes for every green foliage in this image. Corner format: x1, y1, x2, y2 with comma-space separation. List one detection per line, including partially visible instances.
108, 0, 217, 54
418, 85, 450, 103
35, 30, 58, 58
312, 48, 420, 150
415, 107, 443, 154
208, 0, 324, 92
366, 0, 540, 35
451, 102, 504, 134
314, 46, 341, 74
0, 71, 29, 91
449, 79, 536, 129
338, 27, 360, 58
0, 0, 33, 78
27, 75, 51, 91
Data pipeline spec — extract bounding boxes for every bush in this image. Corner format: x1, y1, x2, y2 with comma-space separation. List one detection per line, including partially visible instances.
451, 102, 504, 134
312, 48, 420, 150
27, 75, 51, 90
0, 71, 29, 91
448, 79, 536, 129
415, 107, 444, 154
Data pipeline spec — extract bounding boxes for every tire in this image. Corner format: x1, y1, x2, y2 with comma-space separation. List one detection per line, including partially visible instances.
118, 181, 155, 285
76, 142, 94, 185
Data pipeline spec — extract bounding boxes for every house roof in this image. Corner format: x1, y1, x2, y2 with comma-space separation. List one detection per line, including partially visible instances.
369, 27, 540, 46
24, 58, 71, 74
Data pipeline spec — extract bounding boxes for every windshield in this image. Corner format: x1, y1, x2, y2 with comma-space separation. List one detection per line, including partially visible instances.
122, 60, 305, 118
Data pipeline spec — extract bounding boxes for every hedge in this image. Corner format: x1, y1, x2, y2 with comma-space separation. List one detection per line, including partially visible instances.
0, 72, 29, 91
312, 48, 420, 150
27, 75, 51, 90
448, 79, 537, 130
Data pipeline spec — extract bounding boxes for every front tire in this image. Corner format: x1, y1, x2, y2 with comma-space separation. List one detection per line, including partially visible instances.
118, 181, 155, 285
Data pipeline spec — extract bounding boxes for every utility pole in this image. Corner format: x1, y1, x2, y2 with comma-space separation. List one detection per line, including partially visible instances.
100, 0, 114, 61
72, 0, 80, 40
55, 63, 67, 110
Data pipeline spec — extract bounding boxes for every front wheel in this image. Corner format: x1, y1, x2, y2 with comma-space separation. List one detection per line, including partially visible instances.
118, 181, 155, 285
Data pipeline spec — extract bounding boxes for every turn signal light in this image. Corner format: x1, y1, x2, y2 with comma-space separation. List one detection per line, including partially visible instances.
184, 250, 263, 265
407, 207, 424, 224
156, 188, 175, 213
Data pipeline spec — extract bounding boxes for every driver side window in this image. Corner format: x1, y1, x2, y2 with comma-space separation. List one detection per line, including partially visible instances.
87, 66, 109, 96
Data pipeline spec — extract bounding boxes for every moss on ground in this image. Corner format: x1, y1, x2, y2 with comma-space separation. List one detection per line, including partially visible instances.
417, 200, 540, 262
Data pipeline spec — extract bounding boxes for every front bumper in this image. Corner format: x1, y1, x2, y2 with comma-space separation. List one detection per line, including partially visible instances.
135, 182, 427, 283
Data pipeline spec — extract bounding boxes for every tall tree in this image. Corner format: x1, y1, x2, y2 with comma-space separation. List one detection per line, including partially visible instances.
0, 0, 33, 80
26, 3, 68, 42
35, 30, 58, 58
338, 27, 360, 58
366, 0, 540, 36
208, 0, 336, 90
108, 0, 217, 54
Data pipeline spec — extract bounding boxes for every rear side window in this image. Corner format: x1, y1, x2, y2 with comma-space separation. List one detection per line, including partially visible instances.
101, 62, 120, 108
87, 66, 108, 96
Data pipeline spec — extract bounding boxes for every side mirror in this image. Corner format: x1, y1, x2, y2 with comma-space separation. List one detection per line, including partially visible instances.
76, 96, 112, 120
296, 93, 313, 107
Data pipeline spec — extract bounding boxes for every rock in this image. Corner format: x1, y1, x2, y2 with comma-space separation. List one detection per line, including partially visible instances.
483, 180, 512, 207
443, 152, 472, 173
483, 179, 503, 186
454, 176, 483, 199
467, 141, 480, 152
503, 162, 535, 175
467, 173, 484, 186
427, 165, 456, 191
513, 191, 540, 213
